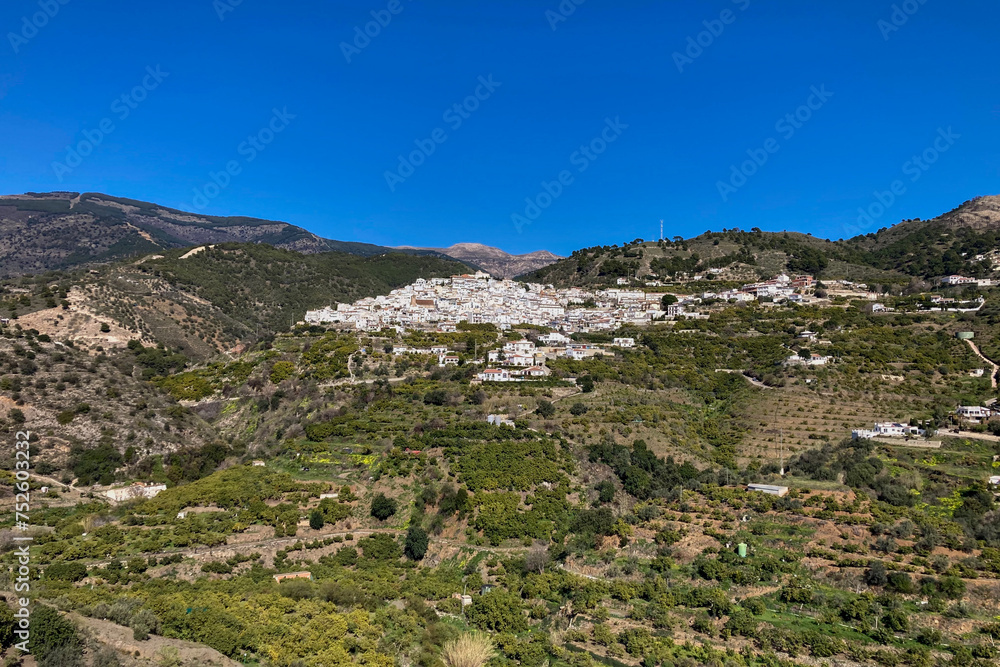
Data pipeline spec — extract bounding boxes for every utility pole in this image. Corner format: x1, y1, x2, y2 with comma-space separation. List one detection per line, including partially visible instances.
779, 429, 785, 476
660, 220, 664, 242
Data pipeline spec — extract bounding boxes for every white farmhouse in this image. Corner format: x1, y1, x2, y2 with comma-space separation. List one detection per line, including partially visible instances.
104, 483, 167, 503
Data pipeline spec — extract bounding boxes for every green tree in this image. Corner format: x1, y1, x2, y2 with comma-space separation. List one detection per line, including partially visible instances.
535, 400, 556, 418
660, 294, 678, 309
404, 524, 428, 560
467, 590, 528, 633
308, 509, 324, 530
29, 605, 80, 663
370, 493, 397, 521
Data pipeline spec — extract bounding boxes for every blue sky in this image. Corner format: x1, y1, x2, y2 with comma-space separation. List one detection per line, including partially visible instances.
1, 0, 998, 255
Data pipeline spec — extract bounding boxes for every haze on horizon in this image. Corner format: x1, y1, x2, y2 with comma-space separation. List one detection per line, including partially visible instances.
0, 0, 998, 255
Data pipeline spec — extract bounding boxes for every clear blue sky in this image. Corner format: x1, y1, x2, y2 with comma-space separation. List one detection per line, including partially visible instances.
1, 0, 998, 255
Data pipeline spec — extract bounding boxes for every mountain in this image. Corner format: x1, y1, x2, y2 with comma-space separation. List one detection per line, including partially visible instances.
0, 192, 448, 278
398, 242, 562, 278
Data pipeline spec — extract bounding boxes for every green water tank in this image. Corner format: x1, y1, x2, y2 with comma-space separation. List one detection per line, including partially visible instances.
737, 543, 748, 558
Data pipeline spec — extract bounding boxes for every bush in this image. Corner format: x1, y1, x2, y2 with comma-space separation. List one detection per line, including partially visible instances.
864, 560, 888, 587
441, 633, 495, 667
29, 605, 80, 663
535, 400, 555, 418
467, 590, 527, 633
886, 571, 914, 594
370, 493, 397, 521
44, 561, 87, 582
269, 361, 296, 384
404, 524, 428, 560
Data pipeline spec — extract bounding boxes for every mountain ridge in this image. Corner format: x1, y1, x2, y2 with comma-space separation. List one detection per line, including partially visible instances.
396, 242, 563, 278
0, 191, 452, 278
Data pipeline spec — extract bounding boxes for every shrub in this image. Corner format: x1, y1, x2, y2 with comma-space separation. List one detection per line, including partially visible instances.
441, 633, 495, 667
886, 571, 914, 594
404, 524, 428, 560
44, 561, 87, 582
466, 590, 527, 633
269, 361, 296, 384
370, 493, 397, 521
535, 400, 555, 418
29, 605, 80, 663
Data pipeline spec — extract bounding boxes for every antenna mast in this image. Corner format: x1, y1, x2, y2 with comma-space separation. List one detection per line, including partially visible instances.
660, 219, 664, 241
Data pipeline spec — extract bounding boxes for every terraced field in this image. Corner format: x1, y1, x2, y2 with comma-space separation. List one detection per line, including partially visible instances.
738, 381, 933, 461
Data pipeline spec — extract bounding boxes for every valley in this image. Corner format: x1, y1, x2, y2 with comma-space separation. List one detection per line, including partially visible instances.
2, 194, 1000, 666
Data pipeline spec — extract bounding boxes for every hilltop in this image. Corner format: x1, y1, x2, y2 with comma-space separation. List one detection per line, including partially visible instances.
524, 195, 1000, 288
0, 192, 450, 278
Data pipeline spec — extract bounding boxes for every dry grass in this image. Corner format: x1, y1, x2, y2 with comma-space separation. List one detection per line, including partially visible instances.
441, 632, 496, 667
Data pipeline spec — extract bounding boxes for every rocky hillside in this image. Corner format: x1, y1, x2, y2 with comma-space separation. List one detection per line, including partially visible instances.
0, 243, 467, 360
399, 242, 562, 278
0, 192, 448, 278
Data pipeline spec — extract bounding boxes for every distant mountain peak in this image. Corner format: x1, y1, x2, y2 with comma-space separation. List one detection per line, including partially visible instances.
396, 242, 562, 278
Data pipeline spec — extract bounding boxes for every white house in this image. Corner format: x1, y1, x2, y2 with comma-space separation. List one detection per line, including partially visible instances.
487, 414, 516, 427
478, 369, 512, 382
431, 346, 449, 356
748, 484, 788, 497
522, 366, 551, 378
785, 354, 831, 367
104, 483, 167, 503
853, 422, 925, 439
562, 348, 588, 361
539, 332, 571, 345
504, 341, 536, 355
505, 354, 535, 367
956, 405, 992, 422
666, 304, 686, 317
941, 275, 977, 286
612, 337, 635, 348
438, 355, 460, 367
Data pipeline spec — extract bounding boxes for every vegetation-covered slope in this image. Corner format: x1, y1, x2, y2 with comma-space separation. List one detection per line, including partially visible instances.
0, 191, 451, 278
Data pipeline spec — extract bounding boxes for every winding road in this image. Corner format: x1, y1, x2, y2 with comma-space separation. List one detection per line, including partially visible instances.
963, 339, 999, 390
